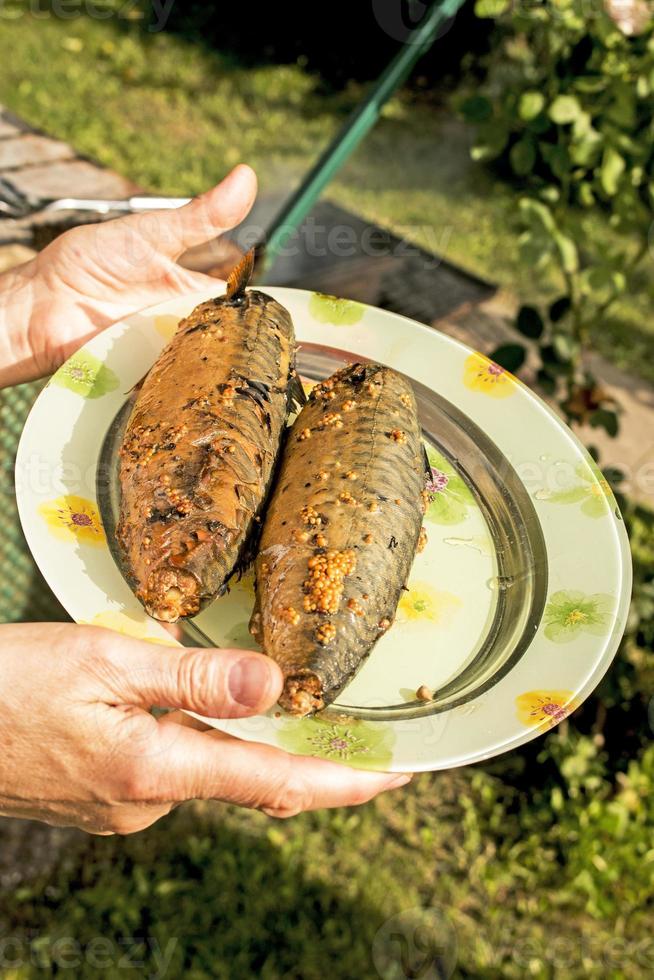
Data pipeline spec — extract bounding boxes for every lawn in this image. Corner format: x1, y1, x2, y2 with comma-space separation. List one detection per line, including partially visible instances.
1, 10, 653, 980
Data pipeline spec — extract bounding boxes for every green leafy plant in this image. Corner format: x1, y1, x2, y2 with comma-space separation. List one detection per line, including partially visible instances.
461, 0, 654, 436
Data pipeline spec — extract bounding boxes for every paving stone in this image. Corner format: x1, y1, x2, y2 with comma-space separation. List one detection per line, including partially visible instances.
0, 134, 74, 170
0, 105, 29, 138
8, 158, 138, 201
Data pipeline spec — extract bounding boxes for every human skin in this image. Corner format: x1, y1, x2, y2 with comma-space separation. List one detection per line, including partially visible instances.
0, 165, 411, 834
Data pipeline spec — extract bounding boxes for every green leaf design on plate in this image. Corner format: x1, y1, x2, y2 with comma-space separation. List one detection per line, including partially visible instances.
543, 590, 613, 644
537, 461, 614, 519
52, 350, 119, 399
277, 716, 394, 769
309, 292, 365, 326
425, 447, 475, 525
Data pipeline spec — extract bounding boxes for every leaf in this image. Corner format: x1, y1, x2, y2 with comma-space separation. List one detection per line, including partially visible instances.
519, 197, 557, 234
488, 343, 526, 372
460, 95, 492, 123
552, 333, 579, 363
549, 297, 571, 322
554, 231, 579, 274
541, 142, 571, 179
540, 344, 572, 374
589, 408, 619, 438
471, 123, 509, 161
578, 182, 595, 207
474, 0, 510, 16
510, 138, 536, 176
536, 367, 557, 395
518, 231, 553, 269
519, 91, 545, 121
517, 305, 545, 338
549, 95, 582, 124
600, 147, 626, 196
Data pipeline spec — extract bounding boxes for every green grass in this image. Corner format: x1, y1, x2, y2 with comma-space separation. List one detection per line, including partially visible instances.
1, 11, 654, 382
7, 743, 654, 980
1, 14, 654, 979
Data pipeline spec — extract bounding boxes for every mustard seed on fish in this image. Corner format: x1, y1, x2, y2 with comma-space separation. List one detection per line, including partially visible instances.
280, 606, 301, 626
389, 429, 407, 443
416, 685, 433, 701
316, 622, 337, 645
303, 549, 356, 614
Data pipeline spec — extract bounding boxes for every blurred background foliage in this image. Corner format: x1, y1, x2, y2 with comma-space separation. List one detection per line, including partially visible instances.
0, 2, 652, 977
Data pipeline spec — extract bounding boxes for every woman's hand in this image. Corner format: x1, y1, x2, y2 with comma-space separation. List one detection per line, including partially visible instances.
0, 623, 410, 834
0, 164, 257, 387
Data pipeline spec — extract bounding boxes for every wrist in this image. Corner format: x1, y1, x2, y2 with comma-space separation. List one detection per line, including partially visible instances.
0, 257, 40, 388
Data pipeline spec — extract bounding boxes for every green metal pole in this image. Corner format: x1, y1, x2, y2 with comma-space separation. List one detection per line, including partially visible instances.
259, 0, 467, 273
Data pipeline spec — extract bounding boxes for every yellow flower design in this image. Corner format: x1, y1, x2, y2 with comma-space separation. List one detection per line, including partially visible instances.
516, 689, 580, 730
398, 582, 462, 625
39, 495, 105, 546
463, 353, 516, 399
83, 611, 179, 646
154, 315, 180, 341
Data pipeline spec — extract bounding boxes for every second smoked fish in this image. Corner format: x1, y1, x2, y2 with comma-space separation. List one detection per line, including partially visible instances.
250, 362, 427, 715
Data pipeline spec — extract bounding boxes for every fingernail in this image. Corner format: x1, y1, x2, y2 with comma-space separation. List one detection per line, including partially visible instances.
229, 656, 271, 708
384, 773, 413, 789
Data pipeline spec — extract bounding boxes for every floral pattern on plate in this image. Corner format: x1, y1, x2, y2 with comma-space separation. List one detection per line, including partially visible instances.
398, 581, 462, 625
277, 716, 394, 768
515, 689, 581, 729
308, 292, 365, 326
154, 314, 180, 342
463, 353, 516, 399
543, 590, 614, 643
424, 447, 475, 525
83, 610, 178, 645
535, 461, 615, 518
51, 349, 119, 399
39, 495, 106, 546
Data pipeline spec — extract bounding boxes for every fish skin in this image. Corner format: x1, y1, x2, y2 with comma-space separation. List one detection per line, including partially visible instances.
250, 362, 427, 715
117, 270, 298, 622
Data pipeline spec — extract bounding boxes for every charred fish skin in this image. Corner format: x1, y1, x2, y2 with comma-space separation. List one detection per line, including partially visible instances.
117, 249, 300, 623
251, 362, 426, 716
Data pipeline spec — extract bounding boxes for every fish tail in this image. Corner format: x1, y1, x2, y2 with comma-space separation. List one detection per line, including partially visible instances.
225, 247, 255, 299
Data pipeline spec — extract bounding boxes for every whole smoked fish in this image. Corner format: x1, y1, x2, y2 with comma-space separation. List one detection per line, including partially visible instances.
117, 250, 300, 622
251, 363, 427, 715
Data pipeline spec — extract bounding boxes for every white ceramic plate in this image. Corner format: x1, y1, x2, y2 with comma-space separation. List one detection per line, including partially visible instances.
16, 287, 631, 771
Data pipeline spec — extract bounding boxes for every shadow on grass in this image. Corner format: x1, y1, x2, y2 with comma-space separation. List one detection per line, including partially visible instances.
3, 803, 401, 979
138, 1, 492, 91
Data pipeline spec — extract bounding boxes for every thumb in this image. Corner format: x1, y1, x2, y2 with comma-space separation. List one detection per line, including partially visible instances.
166, 164, 258, 256
112, 164, 258, 262
102, 639, 283, 719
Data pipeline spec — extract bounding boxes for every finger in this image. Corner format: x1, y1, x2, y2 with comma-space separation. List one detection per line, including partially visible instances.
97, 634, 283, 719
144, 723, 412, 814
120, 164, 257, 260
158, 708, 212, 732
